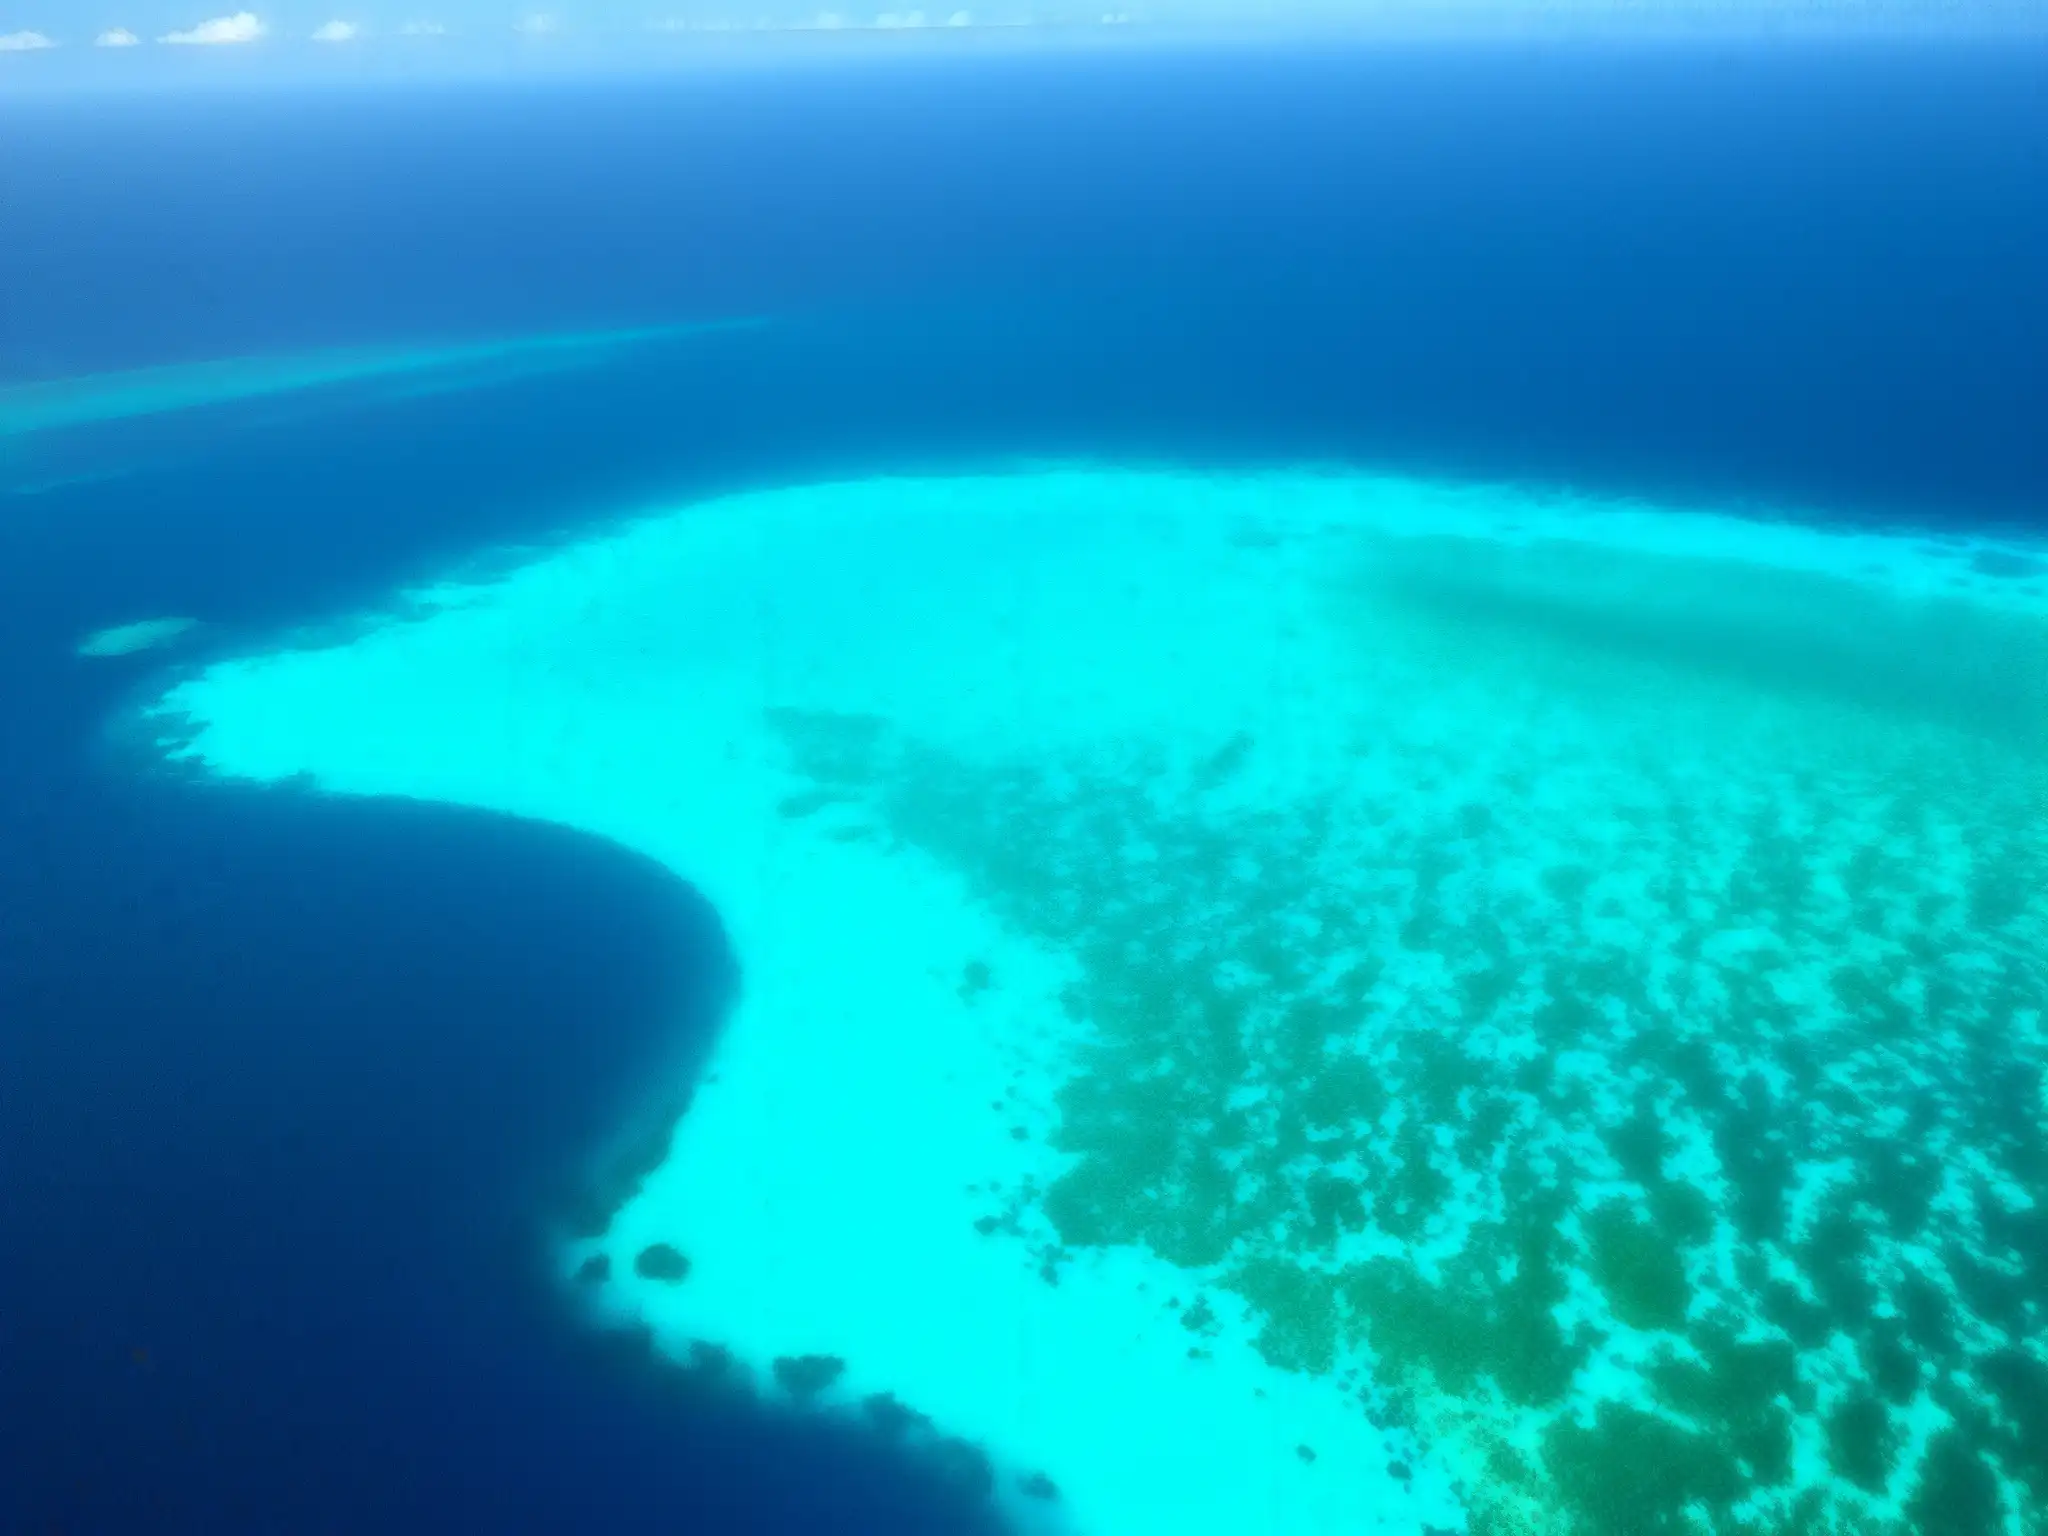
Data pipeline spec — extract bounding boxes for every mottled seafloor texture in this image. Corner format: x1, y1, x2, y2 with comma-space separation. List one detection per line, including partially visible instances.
145, 466, 2048, 1536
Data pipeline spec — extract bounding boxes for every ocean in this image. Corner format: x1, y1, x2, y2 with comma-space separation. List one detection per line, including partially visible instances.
3, 37, 2045, 1536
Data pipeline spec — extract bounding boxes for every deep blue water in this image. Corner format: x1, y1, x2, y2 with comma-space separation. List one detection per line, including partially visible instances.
3, 40, 2045, 1535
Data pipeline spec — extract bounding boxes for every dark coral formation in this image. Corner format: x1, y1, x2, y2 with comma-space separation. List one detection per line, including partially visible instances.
772, 1353, 846, 1400
1018, 1471, 1060, 1500
633, 1242, 691, 1282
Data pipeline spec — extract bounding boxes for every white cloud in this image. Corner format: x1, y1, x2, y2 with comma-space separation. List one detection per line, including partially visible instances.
874, 9, 927, 26
96, 26, 142, 45
310, 19, 358, 41
947, 9, 972, 23
0, 28, 57, 49
397, 18, 447, 34
512, 12, 557, 33
160, 11, 265, 44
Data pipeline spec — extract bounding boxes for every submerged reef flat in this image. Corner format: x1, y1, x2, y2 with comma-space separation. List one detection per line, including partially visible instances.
146, 468, 2048, 1536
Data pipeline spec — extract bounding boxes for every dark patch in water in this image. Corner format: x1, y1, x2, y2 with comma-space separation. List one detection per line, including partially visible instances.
865, 1393, 933, 1438
775, 1354, 848, 1400
1970, 549, 2045, 579
1019, 1470, 1060, 1500
635, 1243, 692, 1282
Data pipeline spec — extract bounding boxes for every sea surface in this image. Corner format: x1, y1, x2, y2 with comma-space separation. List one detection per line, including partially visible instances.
4, 39, 2046, 1536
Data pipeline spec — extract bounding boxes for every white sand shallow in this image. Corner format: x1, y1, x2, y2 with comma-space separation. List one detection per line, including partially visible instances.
146, 466, 2048, 1536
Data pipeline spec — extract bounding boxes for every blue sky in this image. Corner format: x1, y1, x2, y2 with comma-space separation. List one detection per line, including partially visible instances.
3, 0, 2042, 66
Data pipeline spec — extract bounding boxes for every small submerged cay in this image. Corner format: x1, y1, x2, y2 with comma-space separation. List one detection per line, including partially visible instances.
143, 467, 2048, 1536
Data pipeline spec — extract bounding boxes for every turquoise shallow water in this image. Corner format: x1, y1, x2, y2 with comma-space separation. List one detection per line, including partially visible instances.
145, 463, 2048, 1535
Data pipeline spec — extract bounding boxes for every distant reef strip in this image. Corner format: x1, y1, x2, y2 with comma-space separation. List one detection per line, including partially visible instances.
77, 616, 200, 658
0, 317, 769, 438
